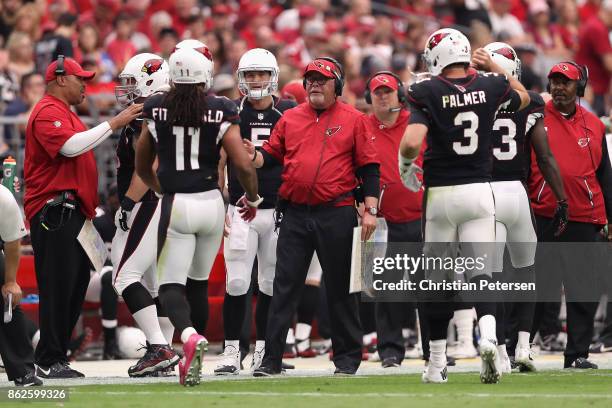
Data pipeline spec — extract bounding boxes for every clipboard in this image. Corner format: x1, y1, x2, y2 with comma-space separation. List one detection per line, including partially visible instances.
349, 218, 388, 294
77, 219, 108, 273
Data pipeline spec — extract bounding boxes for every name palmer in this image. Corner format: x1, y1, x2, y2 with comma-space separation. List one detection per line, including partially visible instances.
442, 91, 487, 108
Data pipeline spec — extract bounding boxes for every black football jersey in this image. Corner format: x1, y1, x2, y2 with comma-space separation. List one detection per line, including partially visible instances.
116, 119, 152, 203
227, 96, 296, 208
142, 93, 240, 194
491, 91, 544, 182
408, 73, 522, 187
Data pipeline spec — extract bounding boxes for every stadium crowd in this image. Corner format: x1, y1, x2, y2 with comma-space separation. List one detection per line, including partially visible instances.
0, 0, 611, 387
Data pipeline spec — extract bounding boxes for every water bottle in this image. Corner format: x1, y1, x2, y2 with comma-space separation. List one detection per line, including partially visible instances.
2, 156, 16, 194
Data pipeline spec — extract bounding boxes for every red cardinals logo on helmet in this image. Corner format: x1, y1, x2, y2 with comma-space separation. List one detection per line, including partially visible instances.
195, 46, 213, 61
142, 59, 164, 75
427, 32, 449, 50
493, 47, 517, 61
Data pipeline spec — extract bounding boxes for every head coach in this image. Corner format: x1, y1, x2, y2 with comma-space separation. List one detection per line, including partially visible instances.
246, 57, 380, 376
24, 56, 141, 378
529, 62, 612, 369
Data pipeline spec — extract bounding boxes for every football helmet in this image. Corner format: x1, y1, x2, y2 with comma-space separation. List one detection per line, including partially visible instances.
423, 28, 471, 76
484, 42, 521, 80
169, 48, 214, 90
115, 53, 169, 107
175, 39, 214, 63
237, 48, 279, 99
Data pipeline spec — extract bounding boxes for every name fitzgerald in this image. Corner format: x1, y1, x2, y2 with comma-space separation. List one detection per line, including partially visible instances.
441, 91, 487, 108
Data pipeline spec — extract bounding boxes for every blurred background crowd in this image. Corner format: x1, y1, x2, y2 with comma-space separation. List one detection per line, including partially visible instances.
0, 0, 611, 160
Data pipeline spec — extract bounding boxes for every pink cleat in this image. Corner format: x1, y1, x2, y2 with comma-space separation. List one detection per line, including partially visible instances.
179, 334, 207, 386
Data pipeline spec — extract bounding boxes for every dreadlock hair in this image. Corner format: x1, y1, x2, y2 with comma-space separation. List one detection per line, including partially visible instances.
164, 83, 209, 127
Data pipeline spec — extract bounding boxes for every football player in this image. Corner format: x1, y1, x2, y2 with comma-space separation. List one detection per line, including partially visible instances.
398, 28, 530, 384
136, 47, 260, 386
215, 48, 297, 374
484, 42, 567, 373
111, 53, 179, 377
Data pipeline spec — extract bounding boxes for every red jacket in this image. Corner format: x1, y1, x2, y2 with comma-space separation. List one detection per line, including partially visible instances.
24, 95, 99, 221
366, 109, 424, 223
262, 100, 379, 206
528, 101, 610, 225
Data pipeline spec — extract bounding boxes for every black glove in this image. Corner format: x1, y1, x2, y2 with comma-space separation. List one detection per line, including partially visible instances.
114, 197, 136, 232
552, 199, 568, 237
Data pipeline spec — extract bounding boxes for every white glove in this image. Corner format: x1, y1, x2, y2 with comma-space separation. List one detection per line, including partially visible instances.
114, 207, 131, 231
399, 152, 423, 192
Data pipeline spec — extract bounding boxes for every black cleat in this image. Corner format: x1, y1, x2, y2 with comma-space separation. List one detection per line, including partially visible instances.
282, 362, 295, 370
253, 365, 282, 377
565, 357, 598, 369
446, 356, 456, 366
334, 367, 357, 375
128, 343, 180, 377
382, 356, 400, 368
36, 362, 84, 378
103, 339, 126, 360
14, 371, 43, 386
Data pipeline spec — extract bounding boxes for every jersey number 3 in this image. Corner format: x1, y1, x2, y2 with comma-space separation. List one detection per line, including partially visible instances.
492, 118, 517, 161
173, 126, 200, 171
453, 111, 479, 155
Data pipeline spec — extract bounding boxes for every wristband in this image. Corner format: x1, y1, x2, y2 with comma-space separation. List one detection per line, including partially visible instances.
251, 150, 258, 162
121, 197, 136, 211
246, 194, 264, 207
398, 151, 415, 166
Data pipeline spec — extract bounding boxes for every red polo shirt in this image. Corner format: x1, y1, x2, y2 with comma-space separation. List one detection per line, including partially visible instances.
366, 109, 424, 223
24, 94, 99, 221
263, 100, 379, 206
575, 15, 612, 95
528, 100, 608, 225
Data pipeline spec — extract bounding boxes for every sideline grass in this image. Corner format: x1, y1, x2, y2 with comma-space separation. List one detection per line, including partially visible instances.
6, 370, 612, 408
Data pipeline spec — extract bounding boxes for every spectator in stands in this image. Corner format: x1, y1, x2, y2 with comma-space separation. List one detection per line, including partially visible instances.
576, 0, 612, 116
78, 58, 117, 115
220, 37, 248, 75
34, 12, 77, 74
579, 0, 602, 22
13, 3, 42, 42
557, 0, 580, 54
79, 0, 120, 41
527, 1, 572, 59
182, 13, 205, 42
105, 12, 137, 73
0, 49, 17, 108
172, 0, 200, 36
0, 0, 24, 45
211, 73, 238, 100
515, 44, 545, 92
450, 0, 492, 31
3, 72, 45, 146
77, 23, 116, 83
104, 9, 151, 53
156, 27, 179, 60
488, 0, 527, 44
147, 11, 173, 52
6, 31, 35, 85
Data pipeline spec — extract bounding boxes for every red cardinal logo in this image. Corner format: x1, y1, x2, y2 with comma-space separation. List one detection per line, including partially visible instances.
493, 47, 517, 61
142, 59, 164, 75
427, 33, 449, 50
195, 46, 213, 61
561, 64, 569, 71
376, 76, 389, 84
325, 125, 342, 137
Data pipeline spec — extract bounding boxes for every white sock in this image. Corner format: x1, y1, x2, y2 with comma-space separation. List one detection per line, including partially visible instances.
255, 340, 265, 352
296, 338, 311, 352
497, 344, 508, 357
454, 308, 475, 343
158, 316, 174, 345
429, 339, 447, 367
478, 314, 497, 342
517, 331, 530, 348
32, 330, 40, 350
224, 340, 239, 353
133, 305, 167, 344
295, 323, 312, 341
180, 327, 198, 344
102, 319, 117, 329
363, 331, 377, 346
286, 328, 295, 344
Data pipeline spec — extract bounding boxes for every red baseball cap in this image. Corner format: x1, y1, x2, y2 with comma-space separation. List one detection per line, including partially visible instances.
281, 81, 307, 104
304, 59, 340, 79
45, 57, 96, 83
548, 62, 581, 81
369, 73, 399, 92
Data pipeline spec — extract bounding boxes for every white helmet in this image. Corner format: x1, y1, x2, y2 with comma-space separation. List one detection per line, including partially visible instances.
115, 53, 169, 107
484, 42, 521, 80
169, 48, 214, 90
175, 39, 214, 64
237, 48, 279, 99
423, 28, 471, 76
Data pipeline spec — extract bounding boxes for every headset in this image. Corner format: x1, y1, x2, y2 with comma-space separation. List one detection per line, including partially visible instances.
364, 71, 407, 105
546, 61, 588, 97
303, 56, 345, 96
55, 54, 66, 76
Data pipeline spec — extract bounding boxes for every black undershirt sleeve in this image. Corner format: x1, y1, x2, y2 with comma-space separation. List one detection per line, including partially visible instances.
356, 163, 380, 199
